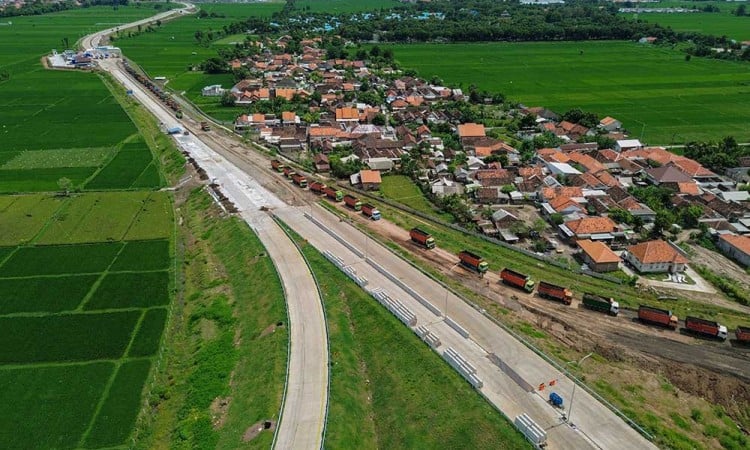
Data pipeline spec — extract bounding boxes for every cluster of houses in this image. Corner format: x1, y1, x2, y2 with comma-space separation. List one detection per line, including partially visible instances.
47, 46, 121, 69
202, 36, 750, 276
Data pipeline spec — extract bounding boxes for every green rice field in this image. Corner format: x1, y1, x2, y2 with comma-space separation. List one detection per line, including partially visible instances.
0, 5, 177, 449
639, 12, 750, 41
387, 41, 750, 143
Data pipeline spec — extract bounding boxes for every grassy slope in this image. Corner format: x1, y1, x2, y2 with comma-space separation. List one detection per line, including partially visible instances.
379, 174, 454, 222
386, 41, 750, 144
289, 232, 531, 449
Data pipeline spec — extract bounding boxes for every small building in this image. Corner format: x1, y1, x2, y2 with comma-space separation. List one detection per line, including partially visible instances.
313, 153, 330, 173
615, 139, 643, 152
559, 216, 618, 242
358, 169, 382, 190
577, 239, 620, 272
202, 84, 225, 96
624, 240, 688, 273
367, 157, 394, 172
599, 116, 622, 132
457, 123, 486, 139
717, 234, 750, 267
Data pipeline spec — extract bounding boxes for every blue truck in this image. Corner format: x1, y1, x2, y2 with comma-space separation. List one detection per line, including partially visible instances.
549, 392, 564, 408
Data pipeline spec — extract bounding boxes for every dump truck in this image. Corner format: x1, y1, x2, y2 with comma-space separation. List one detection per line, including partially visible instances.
736, 326, 750, 343
200, 121, 210, 131
458, 250, 489, 274
291, 173, 307, 188
638, 305, 678, 330
409, 228, 435, 249
343, 194, 362, 211
361, 203, 381, 220
309, 181, 326, 195
582, 293, 619, 316
283, 166, 294, 178
323, 186, 343, 202
684, 316, 728, 340
271, 159, 284, 172
501, 268, 535, 292
536, 281, 572, 304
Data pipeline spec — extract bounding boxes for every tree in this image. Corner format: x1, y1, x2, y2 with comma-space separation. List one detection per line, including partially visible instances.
220, 91, 235, 107
550, 213, 564, 225
200, 57, 228, 74
371, 113, 386, 126
735, 4, 747, 16
509, 221, 530, 237
532, 219, 547, 233
57, 177, 72, 196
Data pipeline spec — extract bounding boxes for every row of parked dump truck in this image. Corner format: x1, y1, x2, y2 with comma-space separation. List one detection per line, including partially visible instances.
271, 160, 381, 220
269, 159, 749, 344
410, 228, 747, 343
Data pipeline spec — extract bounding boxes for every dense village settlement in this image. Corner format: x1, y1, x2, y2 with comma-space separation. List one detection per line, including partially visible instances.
194, 35, 750, 284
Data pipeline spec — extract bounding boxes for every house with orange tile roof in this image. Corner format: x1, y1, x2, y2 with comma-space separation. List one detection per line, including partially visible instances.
624, 240, 688, 273
599, 116, 622, 131
559, 216, 618, 242
358, 169, 382, 190
335, 107, 360, 122
281, 111, 299, 124
717, 234, 750, 267
457, 123, 486, 138
577, 239, 620, 272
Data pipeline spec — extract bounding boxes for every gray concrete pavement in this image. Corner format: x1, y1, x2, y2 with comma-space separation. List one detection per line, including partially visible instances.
92, 26, 329, 450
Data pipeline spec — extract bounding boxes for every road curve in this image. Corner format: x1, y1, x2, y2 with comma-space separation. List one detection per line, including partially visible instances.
79, 10, 329, 450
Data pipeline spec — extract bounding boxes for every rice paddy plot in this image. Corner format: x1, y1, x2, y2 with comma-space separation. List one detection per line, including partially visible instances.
111, 239, 170, 271
0, 147, 116, 170
0, 166, 97, 193
84, 271, 170, 310
83, 358, 153, 448
0, 362, 115, 450
124, 191, 173, 241
0, 194, 64, 245
0, 310, 140, 363
0, 241, 123, 276
637, 12, 750, 41
127, 308, 168, 358
386, 41, 750, 143
35, 192, 150, 244
85, 147, 158, 190
0, 274, 99, 315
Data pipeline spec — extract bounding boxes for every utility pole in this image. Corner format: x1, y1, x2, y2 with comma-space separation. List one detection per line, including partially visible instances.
566, 352, 594, 425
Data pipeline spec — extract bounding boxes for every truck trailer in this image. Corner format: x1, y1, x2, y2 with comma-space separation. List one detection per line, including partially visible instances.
684, 316, 728, 340
638, 305, 678, 330
309, 181, 326, 195
536, 281, 571, 304
736, 326, 750, 343
343, 194, 362, 211
582, 293, 619, 316
271, 159, 284, 172
361, 203, 381, 220
501, 269, 535, 293
409, 228, 435, 249
323, 186, 343, 202
283, 166, 294, 178
291, 173, 308, 188
200, 121, 211, 131
458, 250, 489, 274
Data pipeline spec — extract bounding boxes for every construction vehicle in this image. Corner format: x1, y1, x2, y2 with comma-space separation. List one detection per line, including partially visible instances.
283, 166, 294, 178
501, 268, 535, 292
309, 181, 326, 195
271, 159, 284, 172
736, 326, 750, 343
200, 121, 210, 131
638, 305, 678, 330
361, 203, 381, 220
324, 186, 343, 202
409, 228, 435, 249
536, 281, 572, 304
291, 173, 307, 188
343, 194, 362, 211
582, 293, 619, 316
684, 316, 728, 340
458, 250, 489, 274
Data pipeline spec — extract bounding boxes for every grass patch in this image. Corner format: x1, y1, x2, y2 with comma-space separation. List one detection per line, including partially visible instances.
128, 308, 168, 358
84, 271, 170, 310
0, 362, 114, 449
1, 147, 115, 170
298, 236, 531, 449
0, 274, 98, 314
85, 358, 153, 448
124, 192, 174, 241
379, 174, 453, 222
694, 265, 750, 306
0, 194, 64, 245
0, 311, 140, 363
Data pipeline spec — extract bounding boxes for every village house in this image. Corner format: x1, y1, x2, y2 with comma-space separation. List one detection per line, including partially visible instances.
357, 169, 382, 190
717, 234, 750, 267
624, 240, 688, 273
201, 84, 225, 96
576, 239, 620, 272
599, 116, 622, 132
313, 153, 330, 172
559, 216, 619, 243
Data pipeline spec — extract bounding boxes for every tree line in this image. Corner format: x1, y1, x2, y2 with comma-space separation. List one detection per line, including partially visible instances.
0, 0, 129, 18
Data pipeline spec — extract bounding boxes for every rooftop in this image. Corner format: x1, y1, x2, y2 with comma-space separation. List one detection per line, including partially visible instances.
719, 234, 750, 256
627, 240, 689, 264
577, 239, 620, 264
